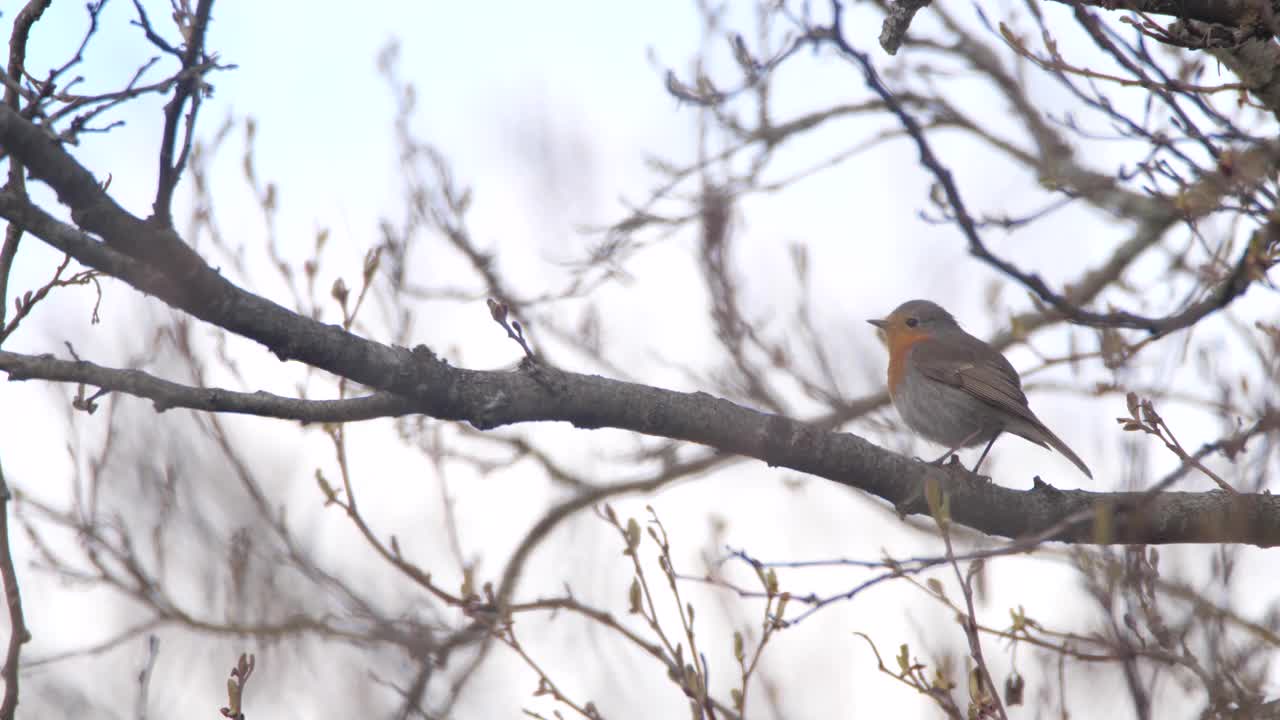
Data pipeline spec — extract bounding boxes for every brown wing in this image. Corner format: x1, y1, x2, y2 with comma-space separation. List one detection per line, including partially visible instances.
912, 332, 1093, 478
910, 334, 1045, 431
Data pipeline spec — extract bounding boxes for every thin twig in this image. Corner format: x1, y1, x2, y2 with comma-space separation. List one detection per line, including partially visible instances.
0, 460, 30, 720
152, 0, 216, 224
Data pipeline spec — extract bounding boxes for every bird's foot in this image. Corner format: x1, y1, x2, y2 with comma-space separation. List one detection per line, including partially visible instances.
926, 449, 954, 466
923, 453, 969, 473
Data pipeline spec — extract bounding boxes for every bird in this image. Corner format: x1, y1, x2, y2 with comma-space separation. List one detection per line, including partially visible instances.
868, 299, 1092, 479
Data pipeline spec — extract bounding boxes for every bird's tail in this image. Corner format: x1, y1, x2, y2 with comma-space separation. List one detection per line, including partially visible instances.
1014, 421, 1093, 479
1029, 420, 1090, 476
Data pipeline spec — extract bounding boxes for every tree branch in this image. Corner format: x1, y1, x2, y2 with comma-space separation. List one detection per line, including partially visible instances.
880, 0, 932, 54
0, 462, 30, 720
2, 346, 1278, 547
0, 93, 1277, 546
1045, 0, 1280, 33
152, 0, 215, 225
829, 4, 1278, 338
0, 0, 53, 336
883, 0, 1280, 57
0, 350, 414, 421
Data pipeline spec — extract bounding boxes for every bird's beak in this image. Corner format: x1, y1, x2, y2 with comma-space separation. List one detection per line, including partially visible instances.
867, 318, 887, 329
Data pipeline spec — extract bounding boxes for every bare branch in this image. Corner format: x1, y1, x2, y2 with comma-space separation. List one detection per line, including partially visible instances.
0, 350, 414, 421
0, 0, 53, 336
0, 462, 31, 720
889, 0, 1280, 61
151, 0, 217, 225
1045, 0, 1280, 33
134, 636, 159, 720
880, 0, 933, 54
824, 3, 1278, 337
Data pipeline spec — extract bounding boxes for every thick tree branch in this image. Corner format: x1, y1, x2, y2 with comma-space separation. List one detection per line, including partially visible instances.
880, 0, 932, 54
4, 335, 1279, 545
1046, 0, 1280, 32
883, 0, 1280, 55
1, 93, 1278, 546
0, 105, 204, 280
1204, 31, 1280, 118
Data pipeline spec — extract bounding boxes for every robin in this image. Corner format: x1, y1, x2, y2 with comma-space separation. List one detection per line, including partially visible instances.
868, 299, 1092, 479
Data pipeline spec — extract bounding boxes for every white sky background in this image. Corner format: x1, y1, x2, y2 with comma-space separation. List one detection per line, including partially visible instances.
0, 1, 1276, 718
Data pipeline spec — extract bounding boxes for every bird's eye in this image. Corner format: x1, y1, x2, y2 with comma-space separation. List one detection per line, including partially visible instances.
905, 317, 919, 327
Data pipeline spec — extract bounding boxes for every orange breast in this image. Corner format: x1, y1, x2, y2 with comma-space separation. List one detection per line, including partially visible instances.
886, 330, 931, 396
